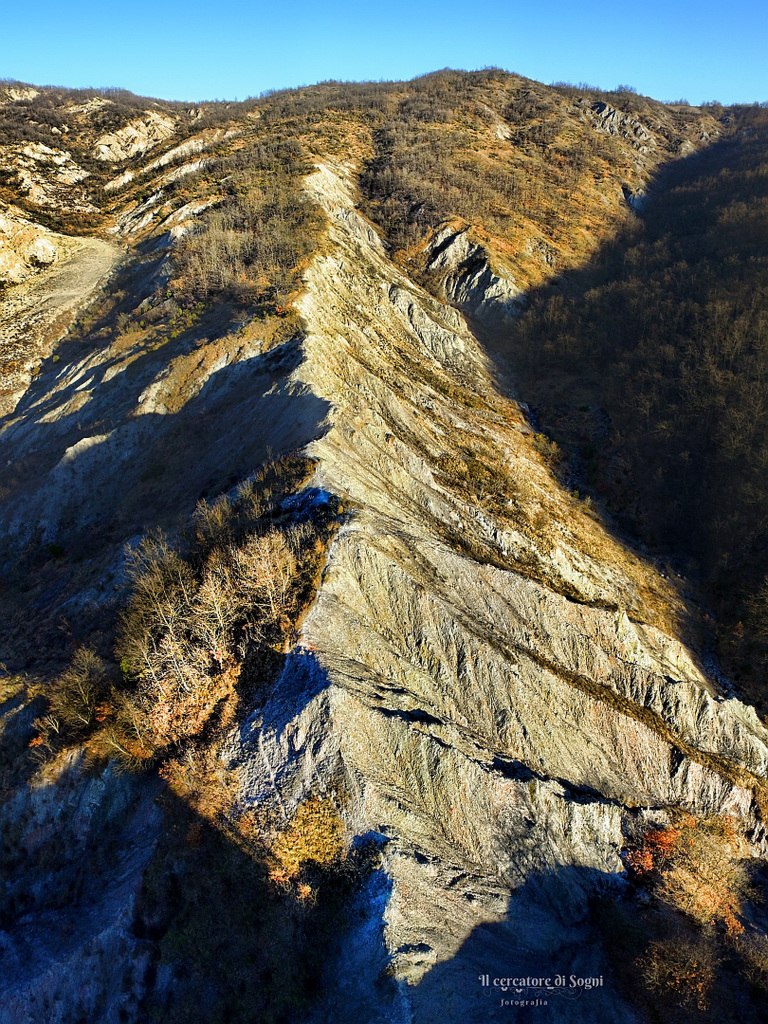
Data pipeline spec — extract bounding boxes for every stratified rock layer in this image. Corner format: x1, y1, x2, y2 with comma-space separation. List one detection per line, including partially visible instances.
0, 81, 760, 1021
233, 164, 768, 1022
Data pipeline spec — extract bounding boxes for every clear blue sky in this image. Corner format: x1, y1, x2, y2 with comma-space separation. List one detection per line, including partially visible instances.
1, 0, 766, 105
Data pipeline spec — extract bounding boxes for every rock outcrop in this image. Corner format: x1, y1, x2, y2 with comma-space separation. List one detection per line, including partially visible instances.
426, 226, 523, 327
0, 144, 94, 212
93, 112, 176, 162
227, 163, 768, 1022
103, 128, 230, 192
0, 208, 58, 286
585, 101, 656, 152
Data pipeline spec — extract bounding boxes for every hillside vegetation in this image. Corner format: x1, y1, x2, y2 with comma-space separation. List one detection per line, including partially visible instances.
505, 102, 768, 709
2, 71, 768, 1024
239, 70, 720, 287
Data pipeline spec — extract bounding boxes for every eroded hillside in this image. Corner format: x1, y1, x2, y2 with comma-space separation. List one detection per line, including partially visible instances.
2, 72, 768, 1024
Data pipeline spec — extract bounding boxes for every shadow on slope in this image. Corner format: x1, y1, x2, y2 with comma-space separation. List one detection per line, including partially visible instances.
0, 768, 389, 1024
403, 864, 631, 1024
409, 862, 768, 1024
132, 790, 389, 1024
0, 330, 331, 672
470, 117, 768, 707
5, 617, 768, 1024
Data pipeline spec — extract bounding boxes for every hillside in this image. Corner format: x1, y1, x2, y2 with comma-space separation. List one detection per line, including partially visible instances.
1, 71, 768, 1024
504, 105, 768, 714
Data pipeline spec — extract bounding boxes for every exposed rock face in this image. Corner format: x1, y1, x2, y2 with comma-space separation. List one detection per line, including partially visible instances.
0, 751, 161, 1024
229, 164, 768, 1022
0, 144, 94, 212
621, 183, 648, 211
0, 233, 122, 415
103, 128, 229, 192
67, 96, 113, 117
93, 111, 176, 162
586, 101, 656, 152
0, 208, 58, 286
0, 82, 762, 1023
3, 87, 39, 103
0, 300, 327, 547
426, 226, 523, 327
112, 189, 220, 242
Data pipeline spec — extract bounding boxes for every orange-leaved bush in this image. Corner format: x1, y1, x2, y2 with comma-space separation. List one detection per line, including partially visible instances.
627, 813, 751, 935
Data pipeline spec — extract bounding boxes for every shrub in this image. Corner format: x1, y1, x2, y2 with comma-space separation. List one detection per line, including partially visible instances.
626, 812, 751, 935
27, 648, 111, 758
48, 648, 108, 730
638, 934, 717, 1010
114, 456, 337, 758
735, 932, 768, 992
268, 795, 346, 884
117, 528, 295, 749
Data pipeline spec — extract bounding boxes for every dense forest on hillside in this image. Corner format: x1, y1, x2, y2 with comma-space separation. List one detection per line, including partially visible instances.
505, 104, 768, 706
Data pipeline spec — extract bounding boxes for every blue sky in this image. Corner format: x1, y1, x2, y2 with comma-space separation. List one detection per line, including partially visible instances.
2, 0, 766, 105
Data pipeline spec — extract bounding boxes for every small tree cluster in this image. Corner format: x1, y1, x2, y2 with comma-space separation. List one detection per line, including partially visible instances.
28, 648, 112, 759
114, 456, 335, 759
117, 526, 301, 749
22, 456, 337, 785
638, 934, 717, 1011
627, 812, 751, 935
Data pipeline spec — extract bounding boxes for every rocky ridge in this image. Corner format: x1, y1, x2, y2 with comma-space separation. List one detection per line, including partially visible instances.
228, 163, 768, 1021
0, 76, 764, 1024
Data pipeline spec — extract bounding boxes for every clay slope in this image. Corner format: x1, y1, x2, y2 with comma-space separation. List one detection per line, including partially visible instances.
229, 163, 768, 1022
0, 76, 765, 1024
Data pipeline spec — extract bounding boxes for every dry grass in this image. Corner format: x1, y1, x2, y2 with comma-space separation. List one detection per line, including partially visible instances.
269, 795, 346, 884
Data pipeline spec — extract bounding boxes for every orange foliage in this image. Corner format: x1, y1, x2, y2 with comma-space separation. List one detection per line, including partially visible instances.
157, 758, 184, 786
625, 847, 654, 875
626, 823, 683, 876
640, 938, 715, 1011
646, 825, 682, 858
94, 703, 111, 723
627, 813, 750, 934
